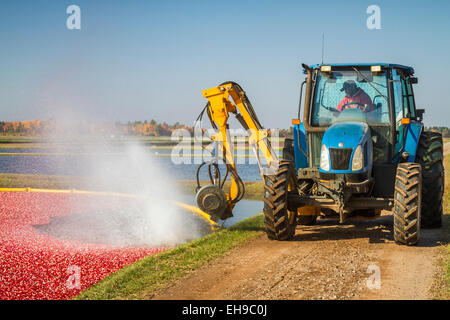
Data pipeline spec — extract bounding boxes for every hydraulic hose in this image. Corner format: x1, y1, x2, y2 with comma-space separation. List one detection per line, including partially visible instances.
195, 160, 245, 203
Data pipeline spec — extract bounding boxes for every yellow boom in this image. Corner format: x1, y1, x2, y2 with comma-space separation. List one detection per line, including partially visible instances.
195, 81, 279, 221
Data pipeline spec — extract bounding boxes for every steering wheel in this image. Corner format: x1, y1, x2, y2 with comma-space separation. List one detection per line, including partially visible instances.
341, 102, 367, 111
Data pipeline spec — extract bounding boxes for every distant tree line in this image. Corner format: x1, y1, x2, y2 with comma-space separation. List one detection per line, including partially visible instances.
0, 120, 193, 137
0, 120, 294, 137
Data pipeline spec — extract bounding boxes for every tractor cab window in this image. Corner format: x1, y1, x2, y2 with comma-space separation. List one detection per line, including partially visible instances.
392, 69, 404, 128
401, 77, 416, 118
311, 69, 390, 127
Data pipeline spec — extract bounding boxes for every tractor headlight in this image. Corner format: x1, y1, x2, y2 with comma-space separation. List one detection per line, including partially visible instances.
351, 145, 363, 171
320, 144, 330, 171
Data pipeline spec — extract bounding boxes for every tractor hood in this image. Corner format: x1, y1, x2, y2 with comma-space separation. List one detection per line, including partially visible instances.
322, 122, 369, 149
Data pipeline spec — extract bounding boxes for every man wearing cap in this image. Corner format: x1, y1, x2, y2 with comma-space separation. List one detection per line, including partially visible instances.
336, 80, 375, 112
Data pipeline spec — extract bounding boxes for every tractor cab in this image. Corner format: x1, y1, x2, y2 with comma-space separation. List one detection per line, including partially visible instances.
285, 62, 443, 244
293, 63, 422, 199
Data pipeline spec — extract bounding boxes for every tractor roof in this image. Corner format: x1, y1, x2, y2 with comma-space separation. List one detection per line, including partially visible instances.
306, 63, 414, 74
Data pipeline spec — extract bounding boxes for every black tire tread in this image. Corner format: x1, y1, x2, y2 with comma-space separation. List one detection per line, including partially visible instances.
263, 160, 297, 240
416, 131, 444, 228
393, 162, 421, 246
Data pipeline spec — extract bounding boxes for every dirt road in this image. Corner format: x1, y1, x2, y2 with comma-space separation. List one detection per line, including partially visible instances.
444, 142, 450, 155
152, 213, 448, 300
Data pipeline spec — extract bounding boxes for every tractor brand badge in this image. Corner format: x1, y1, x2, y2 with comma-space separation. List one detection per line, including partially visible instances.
338, 142, 344, 147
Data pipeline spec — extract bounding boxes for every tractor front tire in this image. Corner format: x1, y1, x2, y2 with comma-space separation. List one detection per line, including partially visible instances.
263, 160, 297, 241
416, 131, 444, 229
393, 162, 421, 246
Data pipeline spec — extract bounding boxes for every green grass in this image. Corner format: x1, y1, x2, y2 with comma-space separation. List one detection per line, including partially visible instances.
0, 174, 264, 200
0, 143, 48, 149
0, 173, 89, 190
0, 135, 40, 140
74, 213, 265, 300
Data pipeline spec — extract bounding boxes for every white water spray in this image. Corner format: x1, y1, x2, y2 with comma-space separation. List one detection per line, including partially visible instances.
82, 142, 207, 247
37, 130, 208, 248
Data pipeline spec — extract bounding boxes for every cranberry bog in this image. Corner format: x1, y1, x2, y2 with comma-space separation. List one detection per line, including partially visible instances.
0, 190, 210, 300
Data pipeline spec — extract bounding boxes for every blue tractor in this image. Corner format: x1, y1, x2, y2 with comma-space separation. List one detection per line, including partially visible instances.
195, 63, 444, 246
268, 63, 444, 245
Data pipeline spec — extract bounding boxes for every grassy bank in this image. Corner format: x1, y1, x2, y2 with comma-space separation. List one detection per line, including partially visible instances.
0, 174, 264, 200
75, 213, 264, 300
0, 173, 89, 190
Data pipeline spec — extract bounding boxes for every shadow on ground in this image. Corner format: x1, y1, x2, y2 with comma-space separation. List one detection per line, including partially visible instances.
291, 214, 447, 247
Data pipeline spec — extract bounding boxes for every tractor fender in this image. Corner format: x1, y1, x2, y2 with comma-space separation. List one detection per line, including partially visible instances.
394, 122, 423, 163
293, 123, 308, 170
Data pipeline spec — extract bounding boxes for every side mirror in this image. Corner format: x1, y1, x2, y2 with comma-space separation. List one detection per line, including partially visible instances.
410, 77, 418, 84
416, 108, 425, 121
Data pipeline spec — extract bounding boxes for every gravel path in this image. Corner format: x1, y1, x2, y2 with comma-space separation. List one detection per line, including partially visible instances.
152, 212, 447, 300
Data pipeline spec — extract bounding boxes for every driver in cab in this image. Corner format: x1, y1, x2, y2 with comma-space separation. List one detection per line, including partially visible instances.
336, 80, 375, 113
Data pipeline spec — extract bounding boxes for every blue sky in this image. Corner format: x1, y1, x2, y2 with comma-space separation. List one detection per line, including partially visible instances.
1, 0, 449, 128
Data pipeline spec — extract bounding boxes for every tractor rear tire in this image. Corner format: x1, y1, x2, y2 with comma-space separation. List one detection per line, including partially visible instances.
416, 131, 444, 229
393, 162, 421, 246
263, 160, 297, 240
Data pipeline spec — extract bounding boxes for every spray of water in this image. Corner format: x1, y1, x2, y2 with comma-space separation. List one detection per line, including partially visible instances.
37, 127, 208, 248
80, 142, 207, 247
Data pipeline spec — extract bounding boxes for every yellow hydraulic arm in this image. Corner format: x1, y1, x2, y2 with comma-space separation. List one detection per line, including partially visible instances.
195, 81, 279, 221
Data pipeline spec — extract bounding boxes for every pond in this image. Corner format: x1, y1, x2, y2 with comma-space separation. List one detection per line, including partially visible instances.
0, 152, 265, 181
